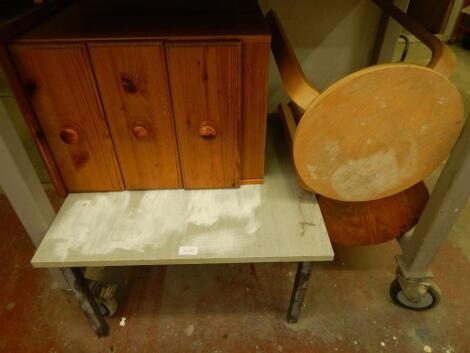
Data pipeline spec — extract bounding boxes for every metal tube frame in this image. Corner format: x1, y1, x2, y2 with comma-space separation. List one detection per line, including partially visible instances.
62, 268, 109, 337
64, 261, 315, 336
0, 99, 68, 289
396, 114, 470, 304
287, 262, 314, 323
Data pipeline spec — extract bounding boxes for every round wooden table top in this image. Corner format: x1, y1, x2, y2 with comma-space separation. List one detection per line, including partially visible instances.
293, 64, 464, 201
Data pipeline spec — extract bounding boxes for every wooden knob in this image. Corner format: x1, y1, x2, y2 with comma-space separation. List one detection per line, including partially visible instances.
131, 123, 150, 139
59, 127, 80, 145
199, 121, 217, 139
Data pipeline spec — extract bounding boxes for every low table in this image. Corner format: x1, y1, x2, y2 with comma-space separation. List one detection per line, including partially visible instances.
31, 120, 334, 336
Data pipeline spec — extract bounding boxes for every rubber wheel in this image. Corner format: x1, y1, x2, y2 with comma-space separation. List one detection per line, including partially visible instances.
89, 280, 118, 318
389, 279, 440, 311
97, 297, 118, 318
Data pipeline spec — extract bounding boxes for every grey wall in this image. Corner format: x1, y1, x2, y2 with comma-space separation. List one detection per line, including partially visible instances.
259, 0, 383, 111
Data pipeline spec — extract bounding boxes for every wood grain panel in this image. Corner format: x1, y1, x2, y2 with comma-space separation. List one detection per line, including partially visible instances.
318, 182, 429, 246
266, 11, 319, 110
278, 101, 430, 246
294, 64, 464, 201
10, 45, 123, 192
166, 42, 241, 188
1, 45, 67, 196
241, 42, 269, 183
90, 43, 181, 189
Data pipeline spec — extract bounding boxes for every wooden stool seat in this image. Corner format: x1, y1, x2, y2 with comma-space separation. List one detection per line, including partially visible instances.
267, 1, 464, 202
294, 64, 463, 201
317, 181, 429, 246
268, 0, 464, 245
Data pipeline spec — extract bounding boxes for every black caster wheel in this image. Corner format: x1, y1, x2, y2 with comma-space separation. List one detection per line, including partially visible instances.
90, 281, 118, 318
97, 297, 118, 318
389, 279, 441, 311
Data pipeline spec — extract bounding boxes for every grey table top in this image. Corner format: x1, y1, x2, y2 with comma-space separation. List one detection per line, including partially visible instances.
31, 120, 334, 268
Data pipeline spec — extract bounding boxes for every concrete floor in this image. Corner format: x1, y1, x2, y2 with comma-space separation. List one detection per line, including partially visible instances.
1, 44, 470, 352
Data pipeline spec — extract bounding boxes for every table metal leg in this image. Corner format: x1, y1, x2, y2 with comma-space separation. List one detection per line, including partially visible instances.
0, 100, 68, 289
287, 261, 313, 323
393, 114, 470, 310
62, 268, 109, 337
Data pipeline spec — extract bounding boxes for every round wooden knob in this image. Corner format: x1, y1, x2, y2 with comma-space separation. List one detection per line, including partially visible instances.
199, 121, 217, 139
131, 124, 150, 139
59, 127, 80, 145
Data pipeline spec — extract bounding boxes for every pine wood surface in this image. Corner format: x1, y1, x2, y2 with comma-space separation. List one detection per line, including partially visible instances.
240, 42, 270, 181
317, 182, 429, 246
2, 0, 270, 193
294, 64, 464, 201
10, 44, 124, 192
90, 43, 181, 189
166, 42, 241, 188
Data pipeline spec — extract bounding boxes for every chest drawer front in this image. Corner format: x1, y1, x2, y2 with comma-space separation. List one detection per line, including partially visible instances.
166, 42, 241, 189
90, 44, 181, 189
10, 45, 123, 192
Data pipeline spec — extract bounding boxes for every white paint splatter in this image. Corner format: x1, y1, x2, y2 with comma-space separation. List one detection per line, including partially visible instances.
438, 96, 447, 105
307, 164, 317, 174
444, 345, 455, 353
331, 139, 417, 201
324, 140, 340, 160
331, 149, 399, 200
51, 186, 263, 258
380, 342, 386, 347
180, 229, 252, 256
307, 165, 318, 180
119, 317, 126, 327
185, 188, 261, 229
184, 324, 194, 336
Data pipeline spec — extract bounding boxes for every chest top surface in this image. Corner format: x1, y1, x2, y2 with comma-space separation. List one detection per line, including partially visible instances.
12, 0, 270, 43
